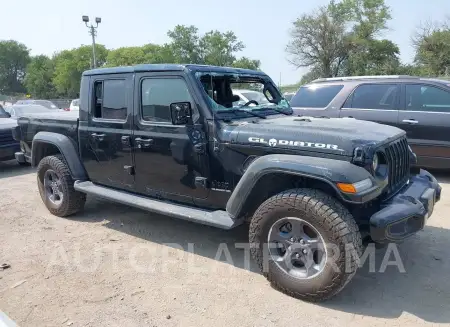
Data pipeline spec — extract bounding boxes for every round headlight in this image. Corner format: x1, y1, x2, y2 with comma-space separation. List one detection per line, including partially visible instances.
372, 153, 379, 172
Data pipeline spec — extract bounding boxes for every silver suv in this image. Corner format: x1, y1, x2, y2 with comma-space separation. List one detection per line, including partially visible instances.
291, 75, 450, 169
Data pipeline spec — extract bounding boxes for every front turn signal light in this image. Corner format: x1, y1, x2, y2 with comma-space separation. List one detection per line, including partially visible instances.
337, 183, 357, 193
337, 178, 373, 194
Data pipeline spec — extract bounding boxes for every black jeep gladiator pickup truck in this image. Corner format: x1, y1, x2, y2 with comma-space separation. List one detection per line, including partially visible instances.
13, 64, 441, 301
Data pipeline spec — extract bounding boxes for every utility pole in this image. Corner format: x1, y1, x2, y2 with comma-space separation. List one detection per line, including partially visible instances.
82, 16, 101, 68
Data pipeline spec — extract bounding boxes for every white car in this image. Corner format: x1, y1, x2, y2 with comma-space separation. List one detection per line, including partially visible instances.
69, 99, 80, 111
232, 89, 270, 106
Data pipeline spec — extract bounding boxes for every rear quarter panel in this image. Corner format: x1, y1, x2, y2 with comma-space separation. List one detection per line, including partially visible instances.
18, 113, 79, 150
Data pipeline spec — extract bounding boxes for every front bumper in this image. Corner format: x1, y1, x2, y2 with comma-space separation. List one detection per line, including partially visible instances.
370, 169, 441, 243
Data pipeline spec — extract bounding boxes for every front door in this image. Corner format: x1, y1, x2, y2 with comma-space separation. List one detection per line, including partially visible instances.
339, 83, 401, 128
79, 75, 134, 190
132, 73, 209, 203
398, 83, 450, 167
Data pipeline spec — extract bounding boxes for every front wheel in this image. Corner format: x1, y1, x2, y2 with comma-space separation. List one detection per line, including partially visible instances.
249, 188, 362, 302
37, 155, 86, 217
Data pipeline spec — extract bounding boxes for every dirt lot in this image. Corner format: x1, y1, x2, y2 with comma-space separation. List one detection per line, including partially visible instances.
1, 159, 449, 327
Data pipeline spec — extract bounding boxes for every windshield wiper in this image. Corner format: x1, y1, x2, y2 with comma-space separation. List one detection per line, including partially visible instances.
252, 106, 291, 116
216, 108, 267, 119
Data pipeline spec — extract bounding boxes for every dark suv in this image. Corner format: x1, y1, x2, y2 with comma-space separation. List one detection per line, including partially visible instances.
291, 76, 450, 169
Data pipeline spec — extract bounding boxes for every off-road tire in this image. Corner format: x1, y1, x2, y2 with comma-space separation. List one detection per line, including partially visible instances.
37, 155, 86, 216
249, 188, 362, 302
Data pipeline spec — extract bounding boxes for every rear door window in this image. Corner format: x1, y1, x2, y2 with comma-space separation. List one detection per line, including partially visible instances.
290, 85, 343, 108
93, 79, 128, 121
346, 84, 399, 110
405, 84, 450, 113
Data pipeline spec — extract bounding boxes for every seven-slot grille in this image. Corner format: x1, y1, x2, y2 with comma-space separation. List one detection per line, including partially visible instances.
383, 137, 410, 194
0, 129, 15, 144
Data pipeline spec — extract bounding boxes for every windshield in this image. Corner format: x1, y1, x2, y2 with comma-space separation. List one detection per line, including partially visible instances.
195, 72, 292, 118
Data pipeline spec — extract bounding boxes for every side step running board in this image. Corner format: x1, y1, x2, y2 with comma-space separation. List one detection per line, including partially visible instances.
74, 181, 240, 230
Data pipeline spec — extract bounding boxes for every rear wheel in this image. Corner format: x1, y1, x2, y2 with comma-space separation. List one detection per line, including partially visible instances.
249, 188, 362, 302
37, 155, 86, 216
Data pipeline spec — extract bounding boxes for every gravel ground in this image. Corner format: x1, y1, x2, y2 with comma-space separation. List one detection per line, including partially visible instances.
1, 159, 449, 327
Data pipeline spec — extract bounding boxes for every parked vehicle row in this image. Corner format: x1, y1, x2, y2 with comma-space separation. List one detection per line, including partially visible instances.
0, 99, 79, 164
12, 64, 441, 302
15, 99, 59, 110
0, 105, 20, 162
4, 104, 54, 119
289, 75, 450, 169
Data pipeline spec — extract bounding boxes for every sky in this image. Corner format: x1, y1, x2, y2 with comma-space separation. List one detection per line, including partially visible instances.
1, 0, 450, 85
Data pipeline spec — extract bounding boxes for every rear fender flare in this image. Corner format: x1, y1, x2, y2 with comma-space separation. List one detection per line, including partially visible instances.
32, 131, 87, 180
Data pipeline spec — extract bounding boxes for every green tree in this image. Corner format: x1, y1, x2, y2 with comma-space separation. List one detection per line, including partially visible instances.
24, 55, 55, 98
413, 20, 450, 76
232, 57, 261, 70
167, 25, 202, 64
106, 44, 176, 67
342, 39, 401, 75
141, 44, 176, 63
287, 0, 395, 77
337, 0, 391, 38
200, 30, 244, 66
166, 25, 259, 68
0, 40, 30, 94
106, 46, 147, 66
53, 44, 108, 98
286, 2, 350, 77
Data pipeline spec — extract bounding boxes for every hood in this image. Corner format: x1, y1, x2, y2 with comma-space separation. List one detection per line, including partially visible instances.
224, 116, 405, 157
0, 117, 18, 130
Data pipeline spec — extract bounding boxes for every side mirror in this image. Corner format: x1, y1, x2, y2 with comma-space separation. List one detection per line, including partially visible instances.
5, 112, 11, 118
170, 102, 192, 125
231, 95, 240, 102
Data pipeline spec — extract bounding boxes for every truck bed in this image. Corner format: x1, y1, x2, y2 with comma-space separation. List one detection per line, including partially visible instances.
15, 111, 79, 146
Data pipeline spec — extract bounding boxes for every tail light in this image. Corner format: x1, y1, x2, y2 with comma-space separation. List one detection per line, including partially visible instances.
63, 108, 70, 111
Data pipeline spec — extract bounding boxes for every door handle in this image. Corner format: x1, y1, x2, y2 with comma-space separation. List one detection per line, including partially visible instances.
91, 133, 105, 141
134, 137, 154, 148
121, 135, 131, 146
402, 119, 419, 124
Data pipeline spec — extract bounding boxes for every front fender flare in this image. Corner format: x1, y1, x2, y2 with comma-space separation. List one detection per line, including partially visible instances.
226, 154, 378, 219
32, 131, 88, 180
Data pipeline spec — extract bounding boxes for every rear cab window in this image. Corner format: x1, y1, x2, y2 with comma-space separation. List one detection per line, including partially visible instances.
93, 79, 128, 121
290, 84, 343, 108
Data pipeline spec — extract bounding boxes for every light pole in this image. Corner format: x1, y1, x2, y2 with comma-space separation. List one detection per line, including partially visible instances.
82, 15, 101, 68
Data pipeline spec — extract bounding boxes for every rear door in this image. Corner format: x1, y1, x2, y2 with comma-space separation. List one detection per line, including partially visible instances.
79, 74, 135, 190
339, 83, 401, 127
398, 83, 450, 167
